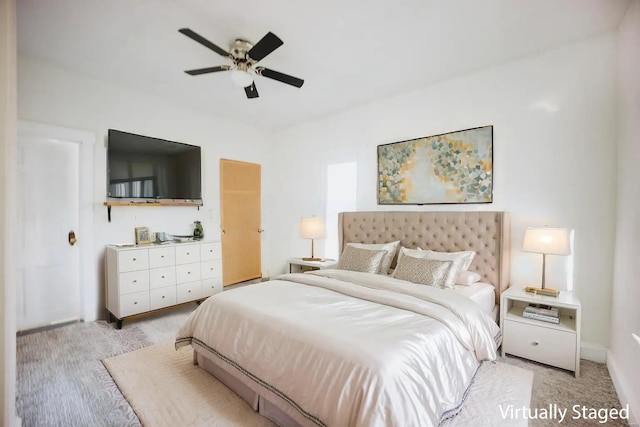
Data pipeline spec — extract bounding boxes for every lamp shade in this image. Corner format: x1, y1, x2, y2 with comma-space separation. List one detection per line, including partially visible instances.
523, 227, 571, 255
300, 217, 326, 239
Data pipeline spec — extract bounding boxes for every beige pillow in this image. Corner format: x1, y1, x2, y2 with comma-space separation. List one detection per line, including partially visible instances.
396, 248, 474, 289
338, 245, 386, 274
347, 241, 400, 274
393, 255, 453, 288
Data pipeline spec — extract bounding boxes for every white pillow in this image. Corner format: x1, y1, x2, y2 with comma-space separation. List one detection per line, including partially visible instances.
421, 249, 475, 271
393, 255, 453, 288
455, 270, 482, 286
338, 245, 387, 274
347, 241, 400, 275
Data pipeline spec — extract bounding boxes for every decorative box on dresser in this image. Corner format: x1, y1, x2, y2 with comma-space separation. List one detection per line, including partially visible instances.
106, 241, 222, 328
501, 286, 581, 378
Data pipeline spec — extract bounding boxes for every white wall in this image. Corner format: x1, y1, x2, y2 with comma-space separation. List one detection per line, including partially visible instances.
271, 34, 617, 355
17, 55, 276, 321
608, 0, 640, 423
1, 0, 18, 423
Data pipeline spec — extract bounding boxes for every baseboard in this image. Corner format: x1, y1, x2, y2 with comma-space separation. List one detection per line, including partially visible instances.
580, 341, 607, 363
607, 350, 639, 425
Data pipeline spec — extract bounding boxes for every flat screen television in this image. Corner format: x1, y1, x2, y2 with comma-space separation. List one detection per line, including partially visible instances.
107, 129, 202, 203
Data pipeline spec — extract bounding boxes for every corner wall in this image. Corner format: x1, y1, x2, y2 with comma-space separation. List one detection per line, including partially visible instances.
1, 0, 18, 423
271, 33, 618, 355
608, 0, 640, 423
17, 55, 276, 322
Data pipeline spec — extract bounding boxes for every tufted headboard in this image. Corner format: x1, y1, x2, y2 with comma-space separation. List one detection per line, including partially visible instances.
338, 211, 510, 304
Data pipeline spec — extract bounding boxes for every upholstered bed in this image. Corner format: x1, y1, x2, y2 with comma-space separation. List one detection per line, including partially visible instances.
176, 211, 510, 427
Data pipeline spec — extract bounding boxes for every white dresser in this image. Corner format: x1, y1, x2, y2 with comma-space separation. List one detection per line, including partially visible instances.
106, 241, 222, 328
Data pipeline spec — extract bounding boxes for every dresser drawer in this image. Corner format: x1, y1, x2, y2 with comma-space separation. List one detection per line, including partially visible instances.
177, 282, 201, 303
176, 263, 202, 284
118, 249, 149, 272
503, 320, 577, 371
149, 246, 175, 268
119, 270, 149, 294
149, 266, 176, 289
176, 245, 201, 265
200, 242, 221, 261
120, 291, 149, 317
201, 259, 222, 279
201, 278, 222, 298
149, 286, 177, 310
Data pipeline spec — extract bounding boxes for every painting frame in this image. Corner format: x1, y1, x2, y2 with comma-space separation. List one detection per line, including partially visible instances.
135, 226, 151, 245
377, 125, 493, 205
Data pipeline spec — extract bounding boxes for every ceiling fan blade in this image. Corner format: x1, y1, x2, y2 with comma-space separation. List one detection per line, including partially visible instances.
247, 32, 283, 62
179, 28, 230, 58
244, 82, 259, 99
184, 65, 231, 76
256, 67, 304, 88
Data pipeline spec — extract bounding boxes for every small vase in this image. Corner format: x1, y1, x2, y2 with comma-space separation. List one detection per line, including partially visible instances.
193, 221, 204, 240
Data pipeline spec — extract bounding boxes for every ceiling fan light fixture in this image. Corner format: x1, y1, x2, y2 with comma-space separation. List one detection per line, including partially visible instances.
230, 69, 254, 87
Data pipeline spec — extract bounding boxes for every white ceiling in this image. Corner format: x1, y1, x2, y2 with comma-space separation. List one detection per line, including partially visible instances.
17, 0, 630, 131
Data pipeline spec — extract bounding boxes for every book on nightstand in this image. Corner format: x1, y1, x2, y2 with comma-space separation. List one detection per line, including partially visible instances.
522, 310, 560, 324
524, 304, 559, 318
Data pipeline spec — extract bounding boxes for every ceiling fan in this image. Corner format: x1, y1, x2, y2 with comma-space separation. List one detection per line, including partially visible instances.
179, 28, 304, 99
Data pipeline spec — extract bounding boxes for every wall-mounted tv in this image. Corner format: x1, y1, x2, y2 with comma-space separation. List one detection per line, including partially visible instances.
107, 129, 202, 203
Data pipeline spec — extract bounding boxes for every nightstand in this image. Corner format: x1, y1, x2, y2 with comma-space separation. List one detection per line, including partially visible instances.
501, 286, 581, 378
287, 258, 338, 273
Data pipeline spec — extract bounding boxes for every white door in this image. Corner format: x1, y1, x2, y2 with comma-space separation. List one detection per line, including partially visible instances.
16, 122, 93, 331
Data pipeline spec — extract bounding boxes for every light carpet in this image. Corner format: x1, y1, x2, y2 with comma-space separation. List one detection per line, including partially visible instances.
104, 341, 533, 427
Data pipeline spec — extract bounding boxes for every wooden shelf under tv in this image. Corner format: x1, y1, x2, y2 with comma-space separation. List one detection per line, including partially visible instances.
104, 200, 202, 222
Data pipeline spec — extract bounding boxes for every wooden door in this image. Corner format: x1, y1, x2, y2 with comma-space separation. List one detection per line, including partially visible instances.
220, 159, 261, 285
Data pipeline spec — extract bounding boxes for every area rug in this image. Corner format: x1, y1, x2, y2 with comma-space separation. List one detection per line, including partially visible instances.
17, 320, 152, 426
104, 341, 533, 427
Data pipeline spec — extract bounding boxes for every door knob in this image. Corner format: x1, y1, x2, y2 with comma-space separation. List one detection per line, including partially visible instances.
258, 229, 264, 233
68, 231, 77, 246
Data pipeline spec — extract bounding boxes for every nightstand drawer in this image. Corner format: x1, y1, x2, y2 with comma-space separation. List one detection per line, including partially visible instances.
503, 319, 577, 371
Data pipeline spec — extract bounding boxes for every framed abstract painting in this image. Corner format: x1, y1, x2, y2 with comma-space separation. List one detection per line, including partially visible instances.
377, 125, 493, 205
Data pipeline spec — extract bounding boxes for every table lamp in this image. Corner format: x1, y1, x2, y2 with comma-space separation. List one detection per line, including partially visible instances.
300, 217, 326, 261
523, 227, 571, 290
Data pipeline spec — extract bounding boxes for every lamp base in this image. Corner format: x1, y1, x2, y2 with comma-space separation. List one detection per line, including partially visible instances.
302, 257, 322, 261
524, 286, 559, 297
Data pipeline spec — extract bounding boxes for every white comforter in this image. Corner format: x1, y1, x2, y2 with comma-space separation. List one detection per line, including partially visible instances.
176, 270, 501, 427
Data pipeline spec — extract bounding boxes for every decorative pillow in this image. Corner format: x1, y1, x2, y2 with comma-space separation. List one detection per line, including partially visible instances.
455, 270, 482, 286
395, 248, 475, 289
393, 255, 453, 288
347, 241, 400, 275
337, 245, 386, 274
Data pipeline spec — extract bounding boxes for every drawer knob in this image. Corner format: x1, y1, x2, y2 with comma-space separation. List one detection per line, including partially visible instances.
188, 272, 191, 274
133, 258, 136, 261
133, 280, 137, 283
134, 301, 138, 305
531, 341, 539, 346
161, 255, 164, 258
188, 290, 191, 293
162, 296, 165, 299
161, 275, 165, 279
187, 252, 190, 255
